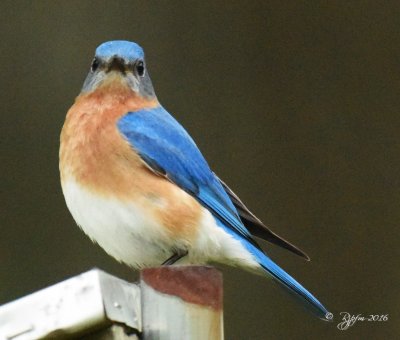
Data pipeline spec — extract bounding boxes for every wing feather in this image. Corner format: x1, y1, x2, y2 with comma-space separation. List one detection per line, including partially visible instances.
117, 106, 262, 250
216, 176, 310, 260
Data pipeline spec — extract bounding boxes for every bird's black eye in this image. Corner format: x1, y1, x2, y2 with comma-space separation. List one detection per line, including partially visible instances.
91, 58, 99, 72
136, 60, 145, 77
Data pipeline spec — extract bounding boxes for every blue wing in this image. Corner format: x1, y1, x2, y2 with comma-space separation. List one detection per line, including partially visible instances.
117, 106, 330, 320
117, 106, 261, 250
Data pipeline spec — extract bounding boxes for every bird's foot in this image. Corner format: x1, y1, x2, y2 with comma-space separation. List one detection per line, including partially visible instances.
161, 250, 188, 265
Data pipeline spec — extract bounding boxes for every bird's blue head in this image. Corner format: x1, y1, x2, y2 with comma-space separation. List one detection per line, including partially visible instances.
81, 40, 155, 98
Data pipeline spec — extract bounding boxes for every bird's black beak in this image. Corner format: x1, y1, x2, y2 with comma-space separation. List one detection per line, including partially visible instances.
107, 57, 126, 73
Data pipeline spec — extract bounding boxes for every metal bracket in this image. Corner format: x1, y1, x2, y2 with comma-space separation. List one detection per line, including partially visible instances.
0, 269, 141, 339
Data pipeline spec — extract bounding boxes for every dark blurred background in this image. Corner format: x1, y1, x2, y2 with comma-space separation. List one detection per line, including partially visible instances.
1, 1, 399, 339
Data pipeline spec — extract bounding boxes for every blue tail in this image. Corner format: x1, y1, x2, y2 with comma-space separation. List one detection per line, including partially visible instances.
214, 217, 331, 320
249, 242, 332, 321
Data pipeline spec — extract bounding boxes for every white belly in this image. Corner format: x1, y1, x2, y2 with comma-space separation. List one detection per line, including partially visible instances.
61, 178, 260, 270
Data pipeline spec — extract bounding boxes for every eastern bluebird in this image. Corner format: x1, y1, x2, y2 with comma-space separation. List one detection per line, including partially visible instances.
60, 40, 331, 320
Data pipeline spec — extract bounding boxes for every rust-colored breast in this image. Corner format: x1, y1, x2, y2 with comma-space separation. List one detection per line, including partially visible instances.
60, 81, 202, 239
60, 83, 159, 199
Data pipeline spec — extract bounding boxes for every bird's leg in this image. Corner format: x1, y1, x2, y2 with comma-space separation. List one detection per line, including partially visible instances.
162, 249, 188, 266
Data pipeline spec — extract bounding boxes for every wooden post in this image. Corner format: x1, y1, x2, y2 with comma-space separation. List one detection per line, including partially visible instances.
141, 266, 223, 340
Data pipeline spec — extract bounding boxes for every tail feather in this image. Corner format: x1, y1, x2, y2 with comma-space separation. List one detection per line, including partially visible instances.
250, 244, 332, 321
214, 218, 331, 320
